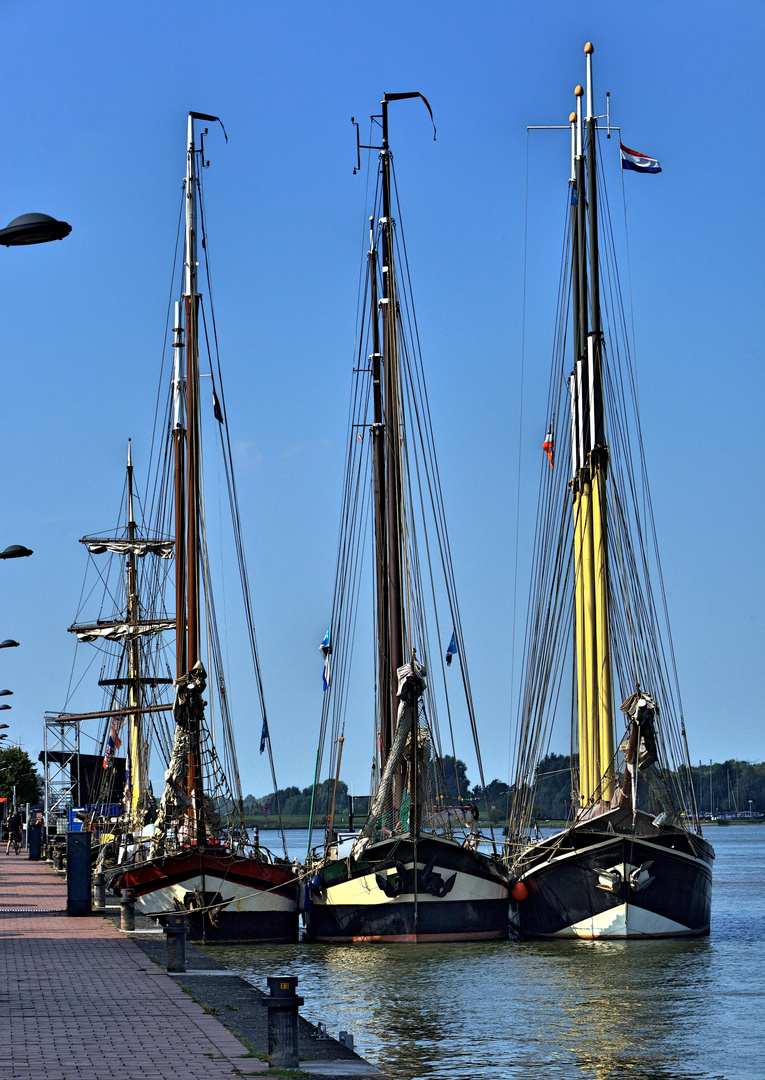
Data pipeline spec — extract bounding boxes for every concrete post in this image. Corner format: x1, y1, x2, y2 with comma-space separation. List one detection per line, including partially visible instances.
163, 913, 188, 972
120, 888, 136, 931
261, 976, 304, 1069
93, 872, 106, 911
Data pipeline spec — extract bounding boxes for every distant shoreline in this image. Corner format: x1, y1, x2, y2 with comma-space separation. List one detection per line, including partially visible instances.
246, 815, 765, 831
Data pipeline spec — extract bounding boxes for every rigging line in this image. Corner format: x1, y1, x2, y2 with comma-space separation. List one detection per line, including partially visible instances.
146, 184, 185, 522
509, 129, 532, 799
390, 170, 491, 811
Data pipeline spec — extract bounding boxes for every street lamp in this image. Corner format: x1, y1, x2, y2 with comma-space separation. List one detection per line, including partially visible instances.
0, 705, 10, 712
0, 640, 19, 649
0, 689, 12, 696
0, 723, 8, 728
0, 213, 71, 246
0, 545, 33, 559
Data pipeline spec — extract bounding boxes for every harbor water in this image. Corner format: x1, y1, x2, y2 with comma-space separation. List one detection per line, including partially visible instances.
213, 825, 763, 1079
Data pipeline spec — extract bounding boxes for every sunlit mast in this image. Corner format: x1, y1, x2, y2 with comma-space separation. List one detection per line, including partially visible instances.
175, 112, 206, 843
125, 439, 144, 824
570, 43, 615, 807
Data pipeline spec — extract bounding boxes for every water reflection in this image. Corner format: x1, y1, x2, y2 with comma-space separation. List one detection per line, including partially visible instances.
214, 827, 763, 1079
533, 939, 714, 1080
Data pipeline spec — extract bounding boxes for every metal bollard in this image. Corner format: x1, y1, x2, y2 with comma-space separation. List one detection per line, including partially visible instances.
163, 913, 188, 972
53, 848, 63, 872
120, 887, 135, 931
261, 976, 304, 1069
93, 872, 106, 911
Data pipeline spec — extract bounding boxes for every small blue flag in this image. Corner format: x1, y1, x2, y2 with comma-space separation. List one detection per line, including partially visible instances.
320, 626, 332, 691
445, 631, 457, 667
260, 716, 269, 755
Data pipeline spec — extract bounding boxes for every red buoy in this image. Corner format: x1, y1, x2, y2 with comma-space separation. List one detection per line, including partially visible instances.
512, 881, 529, 901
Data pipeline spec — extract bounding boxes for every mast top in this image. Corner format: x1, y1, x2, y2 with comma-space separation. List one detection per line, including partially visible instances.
569, 112, 577, 123
574, 85, 584, 98
584, 41, 594, 54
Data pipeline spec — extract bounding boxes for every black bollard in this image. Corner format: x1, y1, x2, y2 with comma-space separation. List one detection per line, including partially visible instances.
27, 820, 42, 861
163, 913, 188, 972
261, 976, 304, 1069
53, 847, 64, 872
93, 872, 106, 911
120, 887, 136, 931
66, 832, 92, 916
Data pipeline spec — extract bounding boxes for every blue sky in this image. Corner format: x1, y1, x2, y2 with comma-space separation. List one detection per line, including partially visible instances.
0, 2, 763, 798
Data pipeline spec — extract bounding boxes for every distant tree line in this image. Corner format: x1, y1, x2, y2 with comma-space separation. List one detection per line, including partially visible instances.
246, 756, 765, 824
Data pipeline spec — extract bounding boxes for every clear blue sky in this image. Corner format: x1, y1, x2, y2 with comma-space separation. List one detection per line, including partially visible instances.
1, 2, 762, 797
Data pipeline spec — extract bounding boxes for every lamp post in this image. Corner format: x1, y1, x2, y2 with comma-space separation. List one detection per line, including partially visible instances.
0, 640, 19, 649
0, 213, 70, 247
0, 545, 33, 559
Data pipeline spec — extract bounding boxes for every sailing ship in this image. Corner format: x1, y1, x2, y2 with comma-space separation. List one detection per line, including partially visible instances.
96, 112, 300, 942
56, 439, 175, 842
304, 93, 509, 943
504, 44, 713, 938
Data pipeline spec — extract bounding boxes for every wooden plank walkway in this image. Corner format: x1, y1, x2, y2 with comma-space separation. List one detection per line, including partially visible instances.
0, 848, 264, 1079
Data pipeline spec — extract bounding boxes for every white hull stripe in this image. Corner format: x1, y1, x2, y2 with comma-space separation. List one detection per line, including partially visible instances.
320, 866, 507, 908
522, 835, 712, 878
134, 872, 295, 916
553, 903, 700, 939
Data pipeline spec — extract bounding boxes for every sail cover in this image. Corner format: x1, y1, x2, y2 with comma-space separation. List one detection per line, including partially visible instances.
69, 618, 175, 643
82, 538, 174, 558
352, 658, 427, 859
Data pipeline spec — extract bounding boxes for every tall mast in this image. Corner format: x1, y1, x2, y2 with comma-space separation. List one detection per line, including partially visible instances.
368, 219, 392, 764
173, 299, 186, 680
570, 44, 614, 807
379, 95, 406, 761
185, 112, 201, 674
126, 440, 143, 824
584, 41, 614, 800
572, 81, 598, 804
182, 112, 205, 844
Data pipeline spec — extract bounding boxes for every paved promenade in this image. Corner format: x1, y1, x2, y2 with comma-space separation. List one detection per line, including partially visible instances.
0, 850, 383, 1080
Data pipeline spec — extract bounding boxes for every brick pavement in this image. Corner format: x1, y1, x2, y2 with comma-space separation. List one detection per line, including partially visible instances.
0, 849, 265, 1080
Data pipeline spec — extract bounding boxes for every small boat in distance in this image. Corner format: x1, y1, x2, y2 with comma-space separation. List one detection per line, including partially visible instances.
105, 113, 299, 942
505, 44, 713, 938
304, 93, 509, 943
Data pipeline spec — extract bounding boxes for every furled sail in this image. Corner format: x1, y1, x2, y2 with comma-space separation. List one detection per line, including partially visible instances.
352, 658, 426, 859
68, 618, 176, 643
619, 690, 677, 826
151, 661, 207, 856
81, 538, 174, 558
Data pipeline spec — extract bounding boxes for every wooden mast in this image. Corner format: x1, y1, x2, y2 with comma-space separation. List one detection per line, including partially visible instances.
183, 112, 205, 844
125, 440, 143, 825
584, 42, 615, 801
379, 95, 406, 774
368, 218, 392, 764
571, 44, 615, 808
173, 299, 186, 681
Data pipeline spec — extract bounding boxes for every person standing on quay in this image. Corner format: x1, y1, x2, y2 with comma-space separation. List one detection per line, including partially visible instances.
5, 808, 22, 854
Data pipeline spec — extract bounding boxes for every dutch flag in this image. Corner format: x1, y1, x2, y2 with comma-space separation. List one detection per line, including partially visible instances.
620, 141, 662, 174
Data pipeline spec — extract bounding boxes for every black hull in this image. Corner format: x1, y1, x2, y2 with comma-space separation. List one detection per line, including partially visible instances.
307, 834, 509, 943
510, 811, 713, 939
107, 849, 300, 944
184, 908, 298, 945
